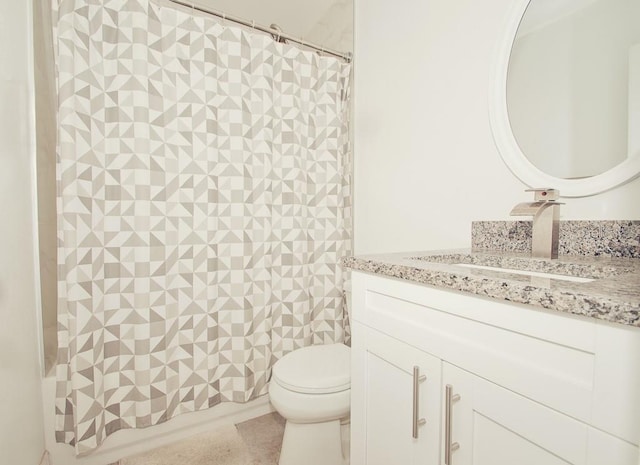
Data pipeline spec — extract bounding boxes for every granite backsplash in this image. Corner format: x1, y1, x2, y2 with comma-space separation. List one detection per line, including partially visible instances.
471, 220, 640, 258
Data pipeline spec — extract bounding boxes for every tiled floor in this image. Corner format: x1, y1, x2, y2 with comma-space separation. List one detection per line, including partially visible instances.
236, 412, 286, 464
118, 412, 286, 465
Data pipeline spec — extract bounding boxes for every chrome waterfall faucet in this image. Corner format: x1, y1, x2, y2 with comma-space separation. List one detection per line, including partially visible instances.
510, 189, 563, 259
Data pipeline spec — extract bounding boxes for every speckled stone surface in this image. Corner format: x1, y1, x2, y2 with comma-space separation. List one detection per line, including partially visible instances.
342, 249, 640, 327
472, 220, 640, 258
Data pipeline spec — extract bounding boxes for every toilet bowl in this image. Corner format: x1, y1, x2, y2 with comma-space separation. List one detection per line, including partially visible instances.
269, 343, 351, 465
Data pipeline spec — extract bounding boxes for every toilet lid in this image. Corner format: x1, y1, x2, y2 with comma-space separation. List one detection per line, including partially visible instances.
272, 343, 350, 394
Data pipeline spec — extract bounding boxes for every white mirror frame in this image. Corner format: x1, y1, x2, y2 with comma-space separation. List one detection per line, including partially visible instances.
489, 0, 640, 198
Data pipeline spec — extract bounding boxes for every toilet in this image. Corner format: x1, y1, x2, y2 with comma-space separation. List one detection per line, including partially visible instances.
269, 343, 351, 465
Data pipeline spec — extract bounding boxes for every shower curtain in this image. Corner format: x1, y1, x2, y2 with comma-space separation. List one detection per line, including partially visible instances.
52, 0, 351, 454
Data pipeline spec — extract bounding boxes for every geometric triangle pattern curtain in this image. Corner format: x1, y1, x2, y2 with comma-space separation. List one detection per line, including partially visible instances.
52, 0, 352, 454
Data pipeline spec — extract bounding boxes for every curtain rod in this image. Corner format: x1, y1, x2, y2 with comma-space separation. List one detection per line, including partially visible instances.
166, 0, 353, 63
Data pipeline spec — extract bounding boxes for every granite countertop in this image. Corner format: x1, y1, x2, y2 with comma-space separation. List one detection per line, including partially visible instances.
342, 249, 640, 328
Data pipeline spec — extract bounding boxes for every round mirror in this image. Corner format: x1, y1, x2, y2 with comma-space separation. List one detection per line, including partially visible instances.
490, 0, 640, 197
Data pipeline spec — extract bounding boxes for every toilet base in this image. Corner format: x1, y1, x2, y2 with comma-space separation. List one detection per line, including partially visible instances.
279, 419, 346, 465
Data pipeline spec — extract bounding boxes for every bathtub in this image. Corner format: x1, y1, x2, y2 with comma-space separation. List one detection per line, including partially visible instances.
42, 373, 273, 465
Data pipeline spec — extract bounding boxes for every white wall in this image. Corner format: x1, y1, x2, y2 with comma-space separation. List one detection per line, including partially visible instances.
353, 0, 640, 254
196, 0, 353, 53
0, 0, 46, 464
305, 0, 353, 54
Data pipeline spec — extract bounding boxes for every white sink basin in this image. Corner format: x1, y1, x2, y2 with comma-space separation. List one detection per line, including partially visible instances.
454, 263, 594, 283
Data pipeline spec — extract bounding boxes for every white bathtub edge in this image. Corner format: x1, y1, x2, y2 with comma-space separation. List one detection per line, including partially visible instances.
42, 376, 274, 465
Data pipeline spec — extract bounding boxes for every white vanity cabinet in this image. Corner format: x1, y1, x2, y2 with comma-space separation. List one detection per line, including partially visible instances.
442, 362, 589, 465
350, 271, 640, 465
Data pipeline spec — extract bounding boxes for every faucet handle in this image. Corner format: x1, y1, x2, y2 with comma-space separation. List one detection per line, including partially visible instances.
525, 188, 559, 201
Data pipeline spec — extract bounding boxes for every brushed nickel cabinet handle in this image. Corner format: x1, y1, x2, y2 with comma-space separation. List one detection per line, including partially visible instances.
444, 384, 461, 464
412, 366, 427, 439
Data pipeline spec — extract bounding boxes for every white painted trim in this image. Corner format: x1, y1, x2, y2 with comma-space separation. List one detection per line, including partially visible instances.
39, 451, 51, 465
488, 0, 640, 198
27, 0, 46, 377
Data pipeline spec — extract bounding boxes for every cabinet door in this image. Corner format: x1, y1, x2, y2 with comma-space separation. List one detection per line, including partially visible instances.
351, 322, 441, 465
442, 362, 588, 465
